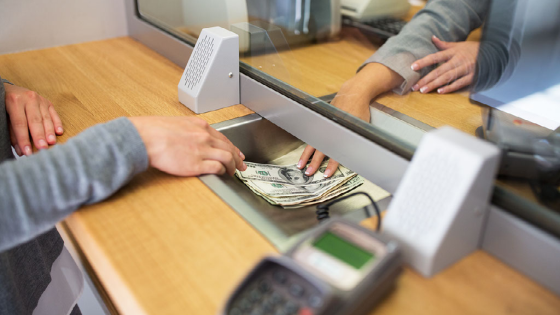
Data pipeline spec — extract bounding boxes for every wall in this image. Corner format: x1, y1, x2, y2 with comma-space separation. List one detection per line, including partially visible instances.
137, 0, 184, 29
0, 0, 127, 54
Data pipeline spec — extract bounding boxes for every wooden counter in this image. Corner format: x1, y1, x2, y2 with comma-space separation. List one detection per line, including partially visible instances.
1, 37, 559, 315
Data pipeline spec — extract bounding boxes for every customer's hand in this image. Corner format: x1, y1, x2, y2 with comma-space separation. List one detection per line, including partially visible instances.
4, 84, 64, 156
130, 116, 247, 177
296, 78, 371, 178
298, 63, 403, 177
411, 36, 479, 94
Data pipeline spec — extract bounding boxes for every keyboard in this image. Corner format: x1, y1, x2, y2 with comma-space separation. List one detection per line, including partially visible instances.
343, 17, 407, 41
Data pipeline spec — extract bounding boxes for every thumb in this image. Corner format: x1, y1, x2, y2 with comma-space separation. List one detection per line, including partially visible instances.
432, 35, 453, 50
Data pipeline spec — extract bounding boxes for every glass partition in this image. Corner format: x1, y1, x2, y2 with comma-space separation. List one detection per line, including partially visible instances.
135, 0, 560, 238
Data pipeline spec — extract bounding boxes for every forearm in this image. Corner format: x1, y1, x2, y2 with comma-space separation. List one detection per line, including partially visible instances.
349, 63, 404, 99
364, 0, 489, 94
0, 117, 149, 252
331, 63, 403, 122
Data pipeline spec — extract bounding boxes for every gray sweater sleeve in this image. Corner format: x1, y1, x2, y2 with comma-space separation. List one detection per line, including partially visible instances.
361, 0, 489, 94
0, 117, 149, 252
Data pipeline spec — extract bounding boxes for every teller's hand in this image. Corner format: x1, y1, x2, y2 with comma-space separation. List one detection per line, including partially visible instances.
297, 63, 403, 178
411, 36, 480, 94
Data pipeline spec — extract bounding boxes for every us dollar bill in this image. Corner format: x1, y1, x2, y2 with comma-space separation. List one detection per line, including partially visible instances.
273, 175, 364, 207
236, 158, 364, 208
235, 161, 355, 186
249, 175, 362, 207
243, 175, 349, 197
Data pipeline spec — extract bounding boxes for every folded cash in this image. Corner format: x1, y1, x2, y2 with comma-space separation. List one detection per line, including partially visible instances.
236, 161, 355, 185
235, 161, 364, 209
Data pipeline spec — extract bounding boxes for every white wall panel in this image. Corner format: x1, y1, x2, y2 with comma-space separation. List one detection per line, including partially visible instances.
0, 0, 127, 54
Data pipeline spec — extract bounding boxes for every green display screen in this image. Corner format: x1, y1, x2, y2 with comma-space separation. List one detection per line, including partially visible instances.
313, 232, 374, 269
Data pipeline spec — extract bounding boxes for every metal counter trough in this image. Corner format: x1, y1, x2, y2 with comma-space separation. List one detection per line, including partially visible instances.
200, 114, 391, 251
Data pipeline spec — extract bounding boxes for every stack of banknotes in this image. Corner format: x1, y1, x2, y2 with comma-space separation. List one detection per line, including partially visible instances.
235, 161, 364, 209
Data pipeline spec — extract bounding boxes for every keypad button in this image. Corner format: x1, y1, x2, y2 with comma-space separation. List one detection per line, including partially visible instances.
258, 280, 271, 293
238, 298, 252, 311
261, 302, 275, 313
270, 292, 285, 305
289, 284, 305, 298
285, 302, 300, 314
274, 309, 289, 315
299, 308, 315, 315
273, 270, 288, 284
308, 295, 323, 309
248, 289, 262, 303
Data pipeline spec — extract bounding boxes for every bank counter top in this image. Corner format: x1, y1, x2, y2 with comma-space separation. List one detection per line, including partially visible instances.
1, 37, 559, 315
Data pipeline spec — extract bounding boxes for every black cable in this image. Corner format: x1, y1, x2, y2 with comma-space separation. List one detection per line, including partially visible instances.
316, 192, 382, 231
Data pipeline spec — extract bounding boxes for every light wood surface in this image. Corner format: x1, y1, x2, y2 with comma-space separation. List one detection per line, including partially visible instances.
1, 37, 559, 315
240, 4, 483, 135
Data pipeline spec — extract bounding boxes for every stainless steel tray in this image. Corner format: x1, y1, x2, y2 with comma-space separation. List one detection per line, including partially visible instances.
201, 114, 391, 251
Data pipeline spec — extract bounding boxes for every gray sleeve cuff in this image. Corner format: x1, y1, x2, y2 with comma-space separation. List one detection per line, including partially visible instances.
99, 117, 149, 178
355, 0, 488, 95
359, 52, 421, 95
1, 78, 13, 85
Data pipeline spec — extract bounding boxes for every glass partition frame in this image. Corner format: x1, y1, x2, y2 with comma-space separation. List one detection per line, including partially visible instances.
128, 0, 560, 240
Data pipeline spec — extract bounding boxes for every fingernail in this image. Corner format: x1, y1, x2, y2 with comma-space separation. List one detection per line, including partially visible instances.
48, 135, 56, 143
14, 144, 22, 156
38, 140, 48, 149
411, 63, 419, 71
57, 127, 63, 134
412, 84, 419, 91
437, 88, 443, 94
297, 160, 303, 168
239, 151, 245, 159
305, 166, 313, 175
242, 162, 247, 170
433, 35, 439, 40
24, 146, 32, 156
420, 86, 428, 94
324, 169, 332, 178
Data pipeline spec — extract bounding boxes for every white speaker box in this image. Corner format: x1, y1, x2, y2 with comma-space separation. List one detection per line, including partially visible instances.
178, 27, 240, 113
382, 126, 500, 277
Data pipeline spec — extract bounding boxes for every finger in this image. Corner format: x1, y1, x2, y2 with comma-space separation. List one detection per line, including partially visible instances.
6, 103, 32, 156
414, 58, 460, 89
198, 160, 227, 176
305, 150, 326, 176
187, 120, 245, 171
48, 102, 64, 135
411, 50, 451, 72
323, 160, 340, 178
39, 100, 56, 145
437, 73, 474, 94
432, 35, 454, 50
205, 123, 245, 161
298, 145, 316, 169
186, 117, 242, 158
419, 64, 470, 94
202, 148, 237, 176
9, 124, 22, 156
209, 136, 247, 171
24, 97, 48, 150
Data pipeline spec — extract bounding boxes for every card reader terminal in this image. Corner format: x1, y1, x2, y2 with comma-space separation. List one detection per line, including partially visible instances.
220, 218, 402, 315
